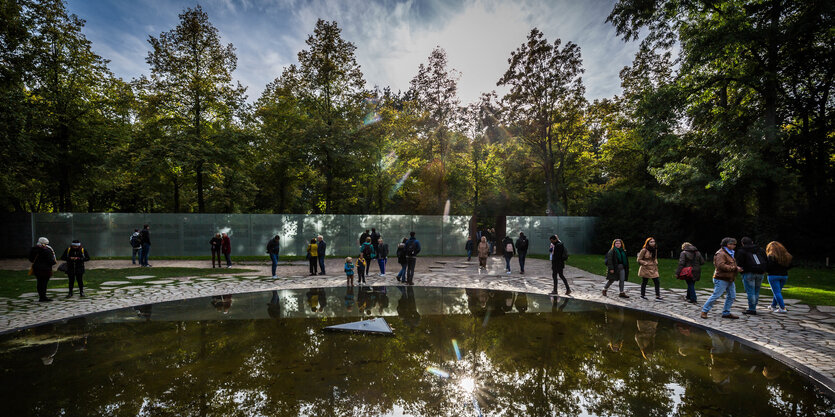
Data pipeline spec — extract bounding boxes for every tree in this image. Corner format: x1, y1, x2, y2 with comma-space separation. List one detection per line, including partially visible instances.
144, 5, 246, 213
498, 28, 586, 215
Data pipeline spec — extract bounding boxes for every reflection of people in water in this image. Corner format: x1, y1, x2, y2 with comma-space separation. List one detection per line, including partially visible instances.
371, 286, 389, 315
673, 323, 699, 357
267, 290, 281, 319
466, 288, 489, 316
550, 295, 570, 313
306, 288, 327, 313
344, 285, 355, 313
356, 286, 370, 315
134, 304, 152, 320
514, 293, 528, 313
66, 317, 88, 352
635, 319, 658, 359
211, 295, 233, 314
396, 286, 420, 328
707, 330, 739, 392
604, 305, 625, 352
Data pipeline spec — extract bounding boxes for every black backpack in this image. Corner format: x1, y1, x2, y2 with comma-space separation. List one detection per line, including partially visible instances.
517, 238, 528, 251
130, 234, 141, 248
405, 240, 418, 257
362, 244, 372, 258
745, 247, 767, 273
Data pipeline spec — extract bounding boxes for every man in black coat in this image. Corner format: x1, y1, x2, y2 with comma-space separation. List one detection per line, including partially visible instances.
735, 236, 767, 315
317, 235, 327, 275
549, 235, 571, 295
139, 224, 151, 267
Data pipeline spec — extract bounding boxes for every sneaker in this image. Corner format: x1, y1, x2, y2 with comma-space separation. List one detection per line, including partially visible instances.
272, 275, 277, 279
619, 292, 630, 299
700, 312, 708, 319
742, 310, 756, 315
640, 296, 648, 300
655, 297, 663, 301
226, 265, 232, 269
721, 314, 740, 319
506, 271, 511, 275
65, 293, 73, 298
778, 308, 788, 313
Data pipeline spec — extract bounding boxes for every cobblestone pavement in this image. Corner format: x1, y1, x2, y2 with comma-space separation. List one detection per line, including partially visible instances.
1, 256, 833, 390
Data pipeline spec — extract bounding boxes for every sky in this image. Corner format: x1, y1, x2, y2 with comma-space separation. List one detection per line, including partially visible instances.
66, 0, 640, 105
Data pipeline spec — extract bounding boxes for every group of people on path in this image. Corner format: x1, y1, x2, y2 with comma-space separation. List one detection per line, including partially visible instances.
345, 229, 421, 287
209, 233, 232, 268
29, 237, 90, 302
601, 236, 793, 319
129, 225, 152, 267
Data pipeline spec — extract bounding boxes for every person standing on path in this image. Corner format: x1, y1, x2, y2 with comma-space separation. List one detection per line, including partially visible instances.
765, 241, 792, 313
484, 229, 493, 255
361, 237, 376, 274
502, 235, 515, 274
701, 237, 742, 319
465, 236, 474, 262
377, 237, 389, 277
549, 235, 571, 295
306, 238, 319, 276
359, 229, 370, 248
266, 235, 280, 279
404, 232, 421, 285
603, 239, 629, 298
317, 235, 327, 275
396, 238, 408, 282
637, 237, 662, 300
370, 228, 381, 256
29, 237, 56, 302
516, 232, 529, 274
221, 232, 232, 268
210, 233, 223, 268
344, 257, 354, 286
477, 236, 489, 271
139, 224, 151, 267
130, 229, 141, 265
357, 253, 367, 284
61, 240, 90, 298
675, 242, 705, 304
735, 237, 767, 315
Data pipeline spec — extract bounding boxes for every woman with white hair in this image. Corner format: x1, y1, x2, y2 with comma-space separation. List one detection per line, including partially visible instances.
29, 237, 57, 302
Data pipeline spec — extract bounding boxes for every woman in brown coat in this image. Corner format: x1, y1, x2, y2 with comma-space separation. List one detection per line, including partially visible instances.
637, 237, 661, 300
700, 237, 742, 319
477, 236, 490, 271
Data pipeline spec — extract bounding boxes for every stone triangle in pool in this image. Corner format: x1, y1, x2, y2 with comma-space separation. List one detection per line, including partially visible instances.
324, 318, 393, 335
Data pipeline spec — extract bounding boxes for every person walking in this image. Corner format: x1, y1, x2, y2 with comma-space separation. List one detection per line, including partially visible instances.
549, 235, 571, 295
130, 229, 141, 265
29, 237, 57, 302
484, 228, 493, 255
377, 237, 389, 277
266, 235, 280, 279
675, 242, 705, 304
465, 236, 474, 262
210, 233, 223, 268
637, 237, 662, 300
477, 236, 489, 271
502, 235, 515, 274
404, 232, 421, 285
61, 240, 90, 298
396, 238, 408, 282
701, 237, 742, 319
139, 224, 151, 267
306, 238, 319, 276
221, 233, 232, 268
735, 237, 767, 315
603, 239, 629, 298
516, 232, 529, 274
765, 241, 792, 313
316, 235, 327, 275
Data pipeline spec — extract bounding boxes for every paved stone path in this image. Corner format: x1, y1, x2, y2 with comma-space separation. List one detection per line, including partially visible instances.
1, 256, 833, 391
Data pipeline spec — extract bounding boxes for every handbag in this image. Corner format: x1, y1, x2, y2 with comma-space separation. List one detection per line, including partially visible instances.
57, 262, 68, 273
678, 266, 693, 280
28, 251, 40, 275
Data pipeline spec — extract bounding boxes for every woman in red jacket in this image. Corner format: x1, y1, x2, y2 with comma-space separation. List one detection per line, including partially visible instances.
221, 232, 232, 268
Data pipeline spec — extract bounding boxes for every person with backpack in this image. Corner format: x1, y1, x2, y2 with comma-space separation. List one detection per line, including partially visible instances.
60, 240, 90, 298
735, 237, 767, 315
676, 242, 705, 304
502, 236, 515, 274
516, 232, 529, 274
130, 229, 141, 265
360, 237, 376, 273
221, 232, 232, 268
376, 237, 389, 277
317, 235, 327, 275
266, 235, 280, 279
603, 238, 629, 298
549, 235, 571, 295
404, 232, 421, 285
139, 224, 151, 267
210, 233, 223, 268
396, 238, 408, 282
465, 236, 474, 261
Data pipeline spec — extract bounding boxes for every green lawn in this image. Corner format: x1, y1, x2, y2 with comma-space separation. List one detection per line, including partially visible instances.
0, 267, 255, 299
561, 254, 835, 307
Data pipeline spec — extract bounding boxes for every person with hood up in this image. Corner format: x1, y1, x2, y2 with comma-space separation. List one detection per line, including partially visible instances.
676, 242, 705, 304
61, 240, 90, 298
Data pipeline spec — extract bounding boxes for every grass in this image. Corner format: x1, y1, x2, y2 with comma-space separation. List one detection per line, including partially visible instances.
96, 255, 309, 262
0, 267, 255, 299
559, 254, 835, 307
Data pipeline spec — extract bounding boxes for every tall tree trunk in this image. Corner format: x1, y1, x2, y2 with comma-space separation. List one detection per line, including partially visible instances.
173, 176, 180, 213
196, 160, 204, 213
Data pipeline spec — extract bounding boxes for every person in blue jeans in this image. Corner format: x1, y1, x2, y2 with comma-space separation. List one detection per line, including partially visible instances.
266, 235, 281, 278
701, 237, 743, 319
396, 239, 407, 282
765, 241, 792, 313
139, 224, 151, 267
317, 235, 327, 275
735, 236, 767, 314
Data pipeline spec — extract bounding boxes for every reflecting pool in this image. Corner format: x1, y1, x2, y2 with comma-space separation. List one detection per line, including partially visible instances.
0, 286, 833, 416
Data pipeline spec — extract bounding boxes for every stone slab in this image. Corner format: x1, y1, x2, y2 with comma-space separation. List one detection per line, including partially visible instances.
100, 281, 131, 286
126, 275, 156, 280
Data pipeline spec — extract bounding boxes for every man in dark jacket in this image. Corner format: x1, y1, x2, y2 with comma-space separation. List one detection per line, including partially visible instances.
359, 230, 370, 248
516, 232, 529, 274
266, 235, 280, 278
370, 228, 381, 255
735, 236, 767, 315
465, 236, 474, 261
404, 232, 421, 285
317, 235, 327, 275
210, 233, 223, 268
376, 237, 389, 277
139, 224, 151, 267
549, 235, 571, 295
61, 240, 90, 298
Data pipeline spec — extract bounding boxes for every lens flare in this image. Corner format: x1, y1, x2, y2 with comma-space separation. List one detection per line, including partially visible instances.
389, 169, 412, 197
452, 339, 461, 361
426, 366, 449, 378
459, 376, 476, 393
442, 199, 451, 221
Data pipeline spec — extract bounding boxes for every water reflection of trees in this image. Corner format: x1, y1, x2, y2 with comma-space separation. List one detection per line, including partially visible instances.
0, 290, 833, 416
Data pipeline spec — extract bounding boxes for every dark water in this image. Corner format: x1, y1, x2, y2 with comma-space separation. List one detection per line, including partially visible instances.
0, 286, 832, 416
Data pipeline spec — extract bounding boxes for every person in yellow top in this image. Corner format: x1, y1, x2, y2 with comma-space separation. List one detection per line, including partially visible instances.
307, 238, 318, 276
